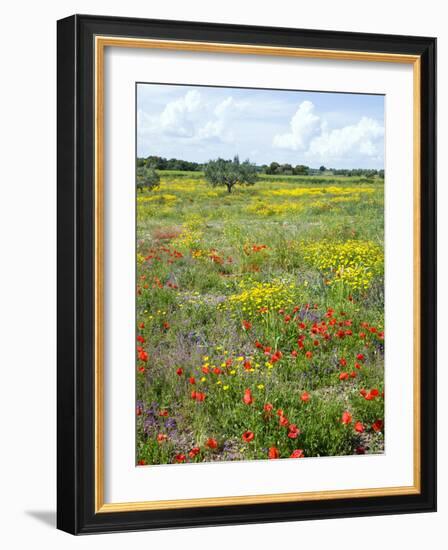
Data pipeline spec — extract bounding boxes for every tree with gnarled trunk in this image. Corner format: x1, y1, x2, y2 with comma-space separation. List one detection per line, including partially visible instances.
204, 156, 258, 194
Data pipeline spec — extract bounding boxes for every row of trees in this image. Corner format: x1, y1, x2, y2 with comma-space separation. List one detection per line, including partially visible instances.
136, 156, 384, 193
137, 156, 202, 171
137, 156, 383, 179
263, 162, 310, 175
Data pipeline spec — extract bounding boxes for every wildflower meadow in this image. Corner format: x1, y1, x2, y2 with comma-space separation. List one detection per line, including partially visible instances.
136, 170, 385, 465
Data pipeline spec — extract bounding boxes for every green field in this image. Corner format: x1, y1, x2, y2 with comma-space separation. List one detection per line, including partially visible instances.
136, 171, 385, 465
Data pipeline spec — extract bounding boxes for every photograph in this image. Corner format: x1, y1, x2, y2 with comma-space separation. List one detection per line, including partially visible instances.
135, 83, 386, 466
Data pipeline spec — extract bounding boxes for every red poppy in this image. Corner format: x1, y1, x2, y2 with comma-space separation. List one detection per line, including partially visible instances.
370, 388, 380, 397
158, 409, 169, 417
163, 321, 170, 330
242, 320, 252, 330
243, 388, 254, 405
279, 415, 289, 427
264, 403, 273, 412
300, 391, 310, 402
191, 391, 206, 402
284, 314, 291, 323
242, 431, 255, 442
137, 335, 145, 344
174, 453, 186, 463
287, 424, 300, 439
354, 421, 365, 433
255, 340, 263, 348
372, 419, 384, 432
136, 405, 142, 416
268, 447, 280, 459
176, 368, 183, 376
202, 366, 210, 374
243, 361, 252, 371
276, 408, 284, 417
213, 367, 222, 375
354, 362, 362, 370
349, 371, 357, 378
359, 332, 366, 339
305, 351, 313, 359
355, 446, 366, 455
356, 353, 365, 361
188, 447, 200, 458
138, 350, 149, 362
290, 449, 304, 458
137, 366, 146, 374
313, 339, 319, 346
291, 350, 298, 357
206, 438, 218, 449
339, 357, 347, 367
138, 322, 145, 329
339, 372, 349, 381
157, 433, 168, 443
137, 459, 147, 465
189, 377, 196, 385
342, 411, 352, 424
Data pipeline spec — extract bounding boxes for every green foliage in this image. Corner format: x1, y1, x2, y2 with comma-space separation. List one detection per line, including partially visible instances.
142, 155, 202, 171
204, 156, 258, 193
293, 164, 309, 175
136, 165, 160, 192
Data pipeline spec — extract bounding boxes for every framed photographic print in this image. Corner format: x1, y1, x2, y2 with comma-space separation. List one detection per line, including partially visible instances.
57, 14, 436, 534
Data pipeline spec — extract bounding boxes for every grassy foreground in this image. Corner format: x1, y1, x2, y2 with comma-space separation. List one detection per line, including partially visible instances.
136, 171, 385, 465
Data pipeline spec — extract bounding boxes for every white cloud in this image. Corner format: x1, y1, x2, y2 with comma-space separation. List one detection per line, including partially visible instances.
155, 89, 201, 137
273, 101, 384, 165
273, 100, 322, 151
307, 116, 384, 161
138, 90, 247, 144
137, 86, 384, 167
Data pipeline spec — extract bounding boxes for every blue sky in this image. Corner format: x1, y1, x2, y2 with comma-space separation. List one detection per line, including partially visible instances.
137, 83, 384, 169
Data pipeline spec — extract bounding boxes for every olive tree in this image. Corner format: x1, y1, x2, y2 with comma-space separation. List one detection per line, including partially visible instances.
204, 156, 258, 194
136, 164, 160, 192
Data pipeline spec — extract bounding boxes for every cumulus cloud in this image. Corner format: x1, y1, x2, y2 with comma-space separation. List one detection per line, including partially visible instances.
273, 100, 384, 165
158, 90, 201, 137
138, 90, 247, 144
307, 116, 384, 161
137, 85, 384, 167
273, 100, 322, 151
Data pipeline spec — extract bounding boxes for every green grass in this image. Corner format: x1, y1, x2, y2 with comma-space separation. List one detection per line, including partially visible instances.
136, 172, 385, 465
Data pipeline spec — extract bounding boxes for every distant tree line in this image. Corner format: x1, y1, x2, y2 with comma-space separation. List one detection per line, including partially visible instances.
137, 156, 384, 179
262, 162, 310, 175
137, 156, 202, 171
328, 167, 384, 178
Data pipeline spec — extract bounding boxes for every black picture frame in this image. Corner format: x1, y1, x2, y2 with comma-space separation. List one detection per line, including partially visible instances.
57, 14, 436, 535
